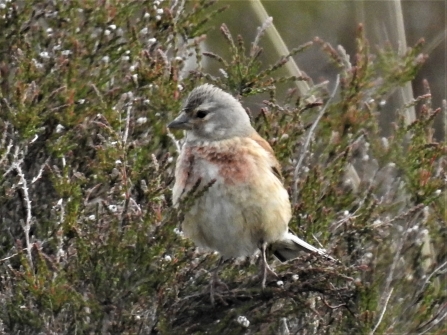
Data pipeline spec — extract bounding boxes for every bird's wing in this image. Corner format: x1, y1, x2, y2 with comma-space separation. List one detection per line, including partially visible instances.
248, 132, 338, 263
248, 131, 283, 181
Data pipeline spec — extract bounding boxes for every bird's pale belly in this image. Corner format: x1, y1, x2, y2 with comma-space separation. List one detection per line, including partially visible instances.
182, 180, 289, 259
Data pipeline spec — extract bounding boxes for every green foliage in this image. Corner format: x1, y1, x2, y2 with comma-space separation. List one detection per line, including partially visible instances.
197, 22, 312, 96
0, 1, 445, 334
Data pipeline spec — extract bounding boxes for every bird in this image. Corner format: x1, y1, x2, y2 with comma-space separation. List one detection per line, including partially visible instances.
168, 84, 336, 302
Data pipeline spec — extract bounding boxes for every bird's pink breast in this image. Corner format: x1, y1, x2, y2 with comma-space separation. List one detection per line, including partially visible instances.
178, 139, 255, 190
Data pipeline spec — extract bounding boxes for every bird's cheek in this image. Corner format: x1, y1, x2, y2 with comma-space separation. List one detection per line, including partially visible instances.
202, 121, 216, 135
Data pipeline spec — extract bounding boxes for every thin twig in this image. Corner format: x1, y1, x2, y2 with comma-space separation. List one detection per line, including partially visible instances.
56, 198, 65, 261
374, 212, 421, 334
0, 252, 20, 263
293, 75, 340, 204
171, 0, 186, 23
167, 128, 182, 153
370, 287, 394, 335
382, 212, 418, 301
123, 104, 132, 144
321, 296, 347, 310
129, 197, 142, 216
31, 157, 50, 184
443, 99, 446, 143
416, 259, 447, 298
90, 83, 105, 106
0, 120, 9, 146
417, 303, 447, 335
0, 139, 13, 166
14, 152, 33, 268
332, 213, 360, 231
2, 145, 20, 177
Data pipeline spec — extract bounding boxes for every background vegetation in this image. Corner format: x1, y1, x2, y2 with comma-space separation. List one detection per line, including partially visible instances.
0, 0, 445, 334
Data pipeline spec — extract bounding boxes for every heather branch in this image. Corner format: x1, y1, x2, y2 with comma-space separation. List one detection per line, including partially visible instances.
55, 198, 65, 261
12, 147, 33, 268
0, 252, 20, 263
414, 259, 447, 301
31, 157, 50, 184
0, 121, 8, 143
0, 139, 13, 166
122, 104, 132, 144
293, 75, 340, 204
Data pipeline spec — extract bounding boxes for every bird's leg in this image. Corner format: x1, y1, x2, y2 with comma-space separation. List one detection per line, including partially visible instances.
260, 241, 278, 288
209, 257, 229, 305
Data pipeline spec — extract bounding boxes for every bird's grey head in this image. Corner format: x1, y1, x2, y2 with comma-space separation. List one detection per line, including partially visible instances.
167, 84, 254, 142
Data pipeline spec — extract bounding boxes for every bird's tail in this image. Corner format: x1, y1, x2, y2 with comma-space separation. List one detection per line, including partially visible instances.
271, 230, 338, 263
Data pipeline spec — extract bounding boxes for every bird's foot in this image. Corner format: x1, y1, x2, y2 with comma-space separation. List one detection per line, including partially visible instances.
260, 261, 278, 289
258, 241, 278, 288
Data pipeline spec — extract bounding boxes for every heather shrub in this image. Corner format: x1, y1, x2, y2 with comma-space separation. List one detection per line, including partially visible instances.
0, 1, 445, 334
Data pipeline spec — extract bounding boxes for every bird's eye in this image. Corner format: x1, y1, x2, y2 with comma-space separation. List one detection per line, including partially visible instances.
196, 110, 207, 118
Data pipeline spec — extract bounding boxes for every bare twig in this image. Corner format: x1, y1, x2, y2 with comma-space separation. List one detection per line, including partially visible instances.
55, 198, 65, 261
0, 139, 13, 166
129, 197, 142, 216
416, 259, 447, 299
90, 83, 105, 105
370, 287, 394, 335
375, 212, 422, 334
50, 104, 71, 112
2, 146, 20, 177
321, 297, 347, 310
293, 75, 340, 204
14, 150, 34, 268
0, 252, 20, 263
0, 121, 9, 144
31, 157, 50, 184
417, 303, 447, 335
331, 213, 361, 231
167, 128, 182, 153
278, 317, 290, 335
123, 104, 132, 144
389, 203, 425, 224
171, 0, 186, 22
443, 99, 446, 141
383, 213, 416, 299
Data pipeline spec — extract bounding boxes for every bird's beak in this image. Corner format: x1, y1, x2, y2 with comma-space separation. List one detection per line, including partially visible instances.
167, 112, 192, 130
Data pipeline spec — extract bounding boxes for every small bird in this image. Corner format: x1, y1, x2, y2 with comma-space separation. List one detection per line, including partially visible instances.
168, 84, 335, 300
